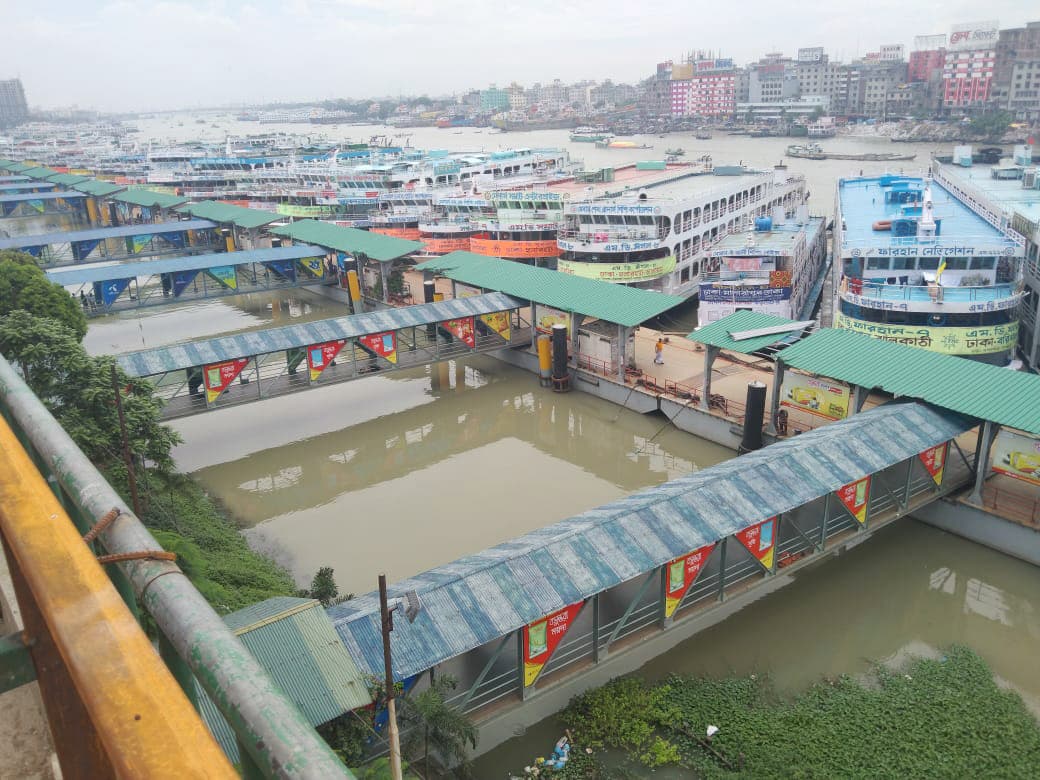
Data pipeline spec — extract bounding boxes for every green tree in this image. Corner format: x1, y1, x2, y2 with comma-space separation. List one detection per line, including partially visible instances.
0, 249, 87, 340
308, 566, 339, 607
398, 675, 478, 777
969, 110, 1013, 139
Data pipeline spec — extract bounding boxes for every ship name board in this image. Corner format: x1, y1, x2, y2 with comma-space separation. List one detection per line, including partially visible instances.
558, 239, 659, 252
847, 244, 1018, 258
570, 204, 659, 215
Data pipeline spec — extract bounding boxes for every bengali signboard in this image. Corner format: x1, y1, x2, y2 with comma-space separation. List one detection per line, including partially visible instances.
307, 339, 347, 381
664, 544, 716, 618
204, 358, 249, 403
736, 517, 777, 572
421, 237, 471, 253
358, 332, 398, 364
371, 227, 422, 240
835, 314, 1018, 356
557, 256, 676, 283
698, 284, 791, 304
442, 317, 476, 348
780, 373, 850, 421
919, 443, 949, 486
523, 601, 585, 687
991, 430, 1040, 487
837, 477, 871, 524
949, 21, 999, 52
469, 237, 560, 258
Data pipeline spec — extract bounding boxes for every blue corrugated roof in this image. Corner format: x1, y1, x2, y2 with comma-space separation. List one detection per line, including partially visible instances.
0, 190, 86, 203
0, 181, 57, 191
45, 244, 325, 285
328, 401, 971, 680
116, 291, 525, 377
0, 219, 217, 250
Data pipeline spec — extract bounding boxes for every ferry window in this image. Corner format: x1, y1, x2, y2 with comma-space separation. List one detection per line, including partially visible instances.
608, 216, 625, 225
640, 216, 654, 225
971, 256, 996, 270
593, 215, 607, 224
890, 258, 913, 270
918, 257, 940, 270
865, 258, 889, 270
680, 266, 691, 283
945, 258, 969, 271
580, 215, 592, 224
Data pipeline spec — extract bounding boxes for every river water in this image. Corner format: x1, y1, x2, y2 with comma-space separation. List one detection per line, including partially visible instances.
78, 120, 1039, 766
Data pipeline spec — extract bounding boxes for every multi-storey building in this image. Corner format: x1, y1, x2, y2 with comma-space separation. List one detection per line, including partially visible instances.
687, 68, 738, 117
992, 22, 1040, 120
749, 56, 800, 103
942, 21, 999, 112
0, 78, 28, 128
860, 61, 908, 117
1006, 61, 1040, 122
909, 35, 947, 82
669, 62, 694, 116
480, 86, 510, 113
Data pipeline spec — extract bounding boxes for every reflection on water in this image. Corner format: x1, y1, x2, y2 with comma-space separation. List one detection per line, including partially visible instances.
174, 355, 732, 595
474, 519, 1040, 773
84, 290, 344, 355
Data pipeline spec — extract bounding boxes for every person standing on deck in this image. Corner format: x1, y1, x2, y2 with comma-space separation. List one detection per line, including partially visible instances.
654, 338, 665, 365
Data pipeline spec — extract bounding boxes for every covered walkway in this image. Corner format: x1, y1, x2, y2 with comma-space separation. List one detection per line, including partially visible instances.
0, 190, 87, 219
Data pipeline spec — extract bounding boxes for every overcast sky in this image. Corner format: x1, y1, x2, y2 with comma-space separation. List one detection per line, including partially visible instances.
1, 1, 1034, 112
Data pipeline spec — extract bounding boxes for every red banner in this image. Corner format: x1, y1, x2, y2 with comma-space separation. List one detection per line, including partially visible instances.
307, 339, 347, 381
443, 317, 475, 348
523, 601, 584, 687
204, 358, 249, 403
735, 517, 777, 571
664, 544, 715, 618
836, 476, 871, 524
358, 332, 398, 364
919, 443, 948, 486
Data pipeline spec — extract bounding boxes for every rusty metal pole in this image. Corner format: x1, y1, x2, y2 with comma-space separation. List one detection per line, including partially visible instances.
379, 574, 403, 780
109, 363, 141, 518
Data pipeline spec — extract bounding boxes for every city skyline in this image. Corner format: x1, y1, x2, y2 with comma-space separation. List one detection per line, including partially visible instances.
0, 0, 1035, 112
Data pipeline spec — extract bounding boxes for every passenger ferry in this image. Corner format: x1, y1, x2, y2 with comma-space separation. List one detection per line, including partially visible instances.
833, 167, 1026, 364
557, 165, 808, 297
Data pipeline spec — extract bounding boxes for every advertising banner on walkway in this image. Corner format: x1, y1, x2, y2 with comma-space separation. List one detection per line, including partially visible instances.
991, 430, 1040, 486
128, 234, 153, 254
736, 517, 777, 571
358, 332, 397, 364
93, 278, 133, 307
442, 316, 476, 348
455, 284, 511, 340
535, 304, 569, 335
171, 270, 199, 297
523, 601, 585, 687
664, 543, 716, 618
204, 358, 249, 403
207, 265, 238, 290
836, 476, 871, 524
780, 373, 850, 421
299, 257, 324, 277
307, 339, 347, 381
919, 442, 948, 486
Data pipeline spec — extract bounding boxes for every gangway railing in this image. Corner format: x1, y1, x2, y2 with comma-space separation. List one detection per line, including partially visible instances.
0, 352, 351, 778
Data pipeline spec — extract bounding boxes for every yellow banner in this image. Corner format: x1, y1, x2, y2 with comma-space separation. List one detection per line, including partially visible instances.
780, 373, 850, 420
557, 256, 676, 283
835, 314, 1018, 356
991, 430, 1040, 487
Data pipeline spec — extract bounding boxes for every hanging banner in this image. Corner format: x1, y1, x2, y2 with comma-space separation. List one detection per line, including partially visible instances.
443, 317, 476, 348
664, 543, 716, 618
265, 259, 297, 280
358, 332, 398, 364
780, 373, 850, 421
161, 231, 186, 249
207, 265, 238, 290
93, 278, 133, 306
307, 339, 347, 381
72, 238, 101, 261
204, 358, 249, 403
919, 442, 948, 486
836, 476, 871, 524
128, 234, 153, 254
991, 430, 1040, 486
535, 304, 570, 335
480, 310, 511, 341
172, 270, 199, 297
299, 257, 324, 277
523, 601, 585, 687
735, 517, 777, 571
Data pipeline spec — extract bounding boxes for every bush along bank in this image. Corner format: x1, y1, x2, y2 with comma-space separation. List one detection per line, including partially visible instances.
549, 646, 1040, 779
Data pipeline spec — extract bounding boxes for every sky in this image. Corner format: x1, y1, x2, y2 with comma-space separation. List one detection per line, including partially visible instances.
0, 1, 1034, 112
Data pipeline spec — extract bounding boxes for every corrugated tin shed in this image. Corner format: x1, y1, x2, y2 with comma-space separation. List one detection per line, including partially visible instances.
0, 190, 86, 203
72, 180, 126, 197
176, 200, 281, 230
779, 328, 1040, 435
45, 244, 324, 285
117, 291, 524, 376
46, 173, 90, 186
329, 401, 971, 680
270, 219, 423, 262
687, 311, 813, 354
112, 188, 188, 210
416, 251, 686, 328
3, 163, 34, 173
0, 219, 217, 251
0, 181, 57, 192
21, 167, 59, 179
195, 597, 371, 765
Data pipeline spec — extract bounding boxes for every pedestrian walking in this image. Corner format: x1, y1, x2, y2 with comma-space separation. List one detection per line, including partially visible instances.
654, 338, 665, 365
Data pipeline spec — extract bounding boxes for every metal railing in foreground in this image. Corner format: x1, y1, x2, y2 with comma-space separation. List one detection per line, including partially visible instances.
0, 352, 351, 779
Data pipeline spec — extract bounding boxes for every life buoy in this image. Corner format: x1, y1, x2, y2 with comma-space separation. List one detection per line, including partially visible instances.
872, 220, 891, 231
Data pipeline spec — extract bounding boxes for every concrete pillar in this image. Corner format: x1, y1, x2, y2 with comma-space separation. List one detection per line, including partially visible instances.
766, 359, 785, 434
700, 345, 720, 411
379, 261, 390, 303
617, 324, 627, 382
570, 312, 580, 366
530, 302, 538, 349
968, 420, 1000, 505
851, 384, 869, 415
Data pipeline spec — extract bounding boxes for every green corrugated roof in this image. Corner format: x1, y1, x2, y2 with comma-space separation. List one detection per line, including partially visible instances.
5, 163, 34, 173
112, 188, 187, 209
72, 179, 126, 197
779, 328, 1040, 435
687, 311, 812, 354
196, 597, 371, 765
270, 218, 422, 262
176, 199, 280, 229
0, 160, 15, 169
416, 251, 686, 328
46, 173, 90, 186
22, 167, 59, 179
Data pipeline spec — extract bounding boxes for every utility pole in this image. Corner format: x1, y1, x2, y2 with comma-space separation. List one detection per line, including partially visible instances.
110, 363, 142, 517
379, 574, 404, 780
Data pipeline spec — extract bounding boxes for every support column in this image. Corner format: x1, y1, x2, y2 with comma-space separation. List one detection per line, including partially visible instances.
968, 420, 1000, 505
617, 324, 628, 382
766, 358, 785, 435
700, 345, 720, 411
530, 302, 538, 350
570, 312, 580, 366
379, 261, 390, 304
591, 594, 601, 664
851, 384, 869, 415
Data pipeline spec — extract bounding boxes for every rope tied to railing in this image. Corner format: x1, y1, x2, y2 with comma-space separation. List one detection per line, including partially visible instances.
83, 507, 177, 565
82, 507, 120, 544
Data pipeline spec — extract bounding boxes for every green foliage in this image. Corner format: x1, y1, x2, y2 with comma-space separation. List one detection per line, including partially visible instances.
558, 647, 1040, 779
318, 708, 376, 768
348, 757, 419, 779
398, 675, 478, 776
307, 566, 339, 607
0, 249, 87, 340
969, 110, 1013, 139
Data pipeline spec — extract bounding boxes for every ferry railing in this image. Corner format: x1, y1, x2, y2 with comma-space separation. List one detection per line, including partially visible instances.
980, 484, 1040, 527
844, 278, 1022, 303
0, 352, 351, 778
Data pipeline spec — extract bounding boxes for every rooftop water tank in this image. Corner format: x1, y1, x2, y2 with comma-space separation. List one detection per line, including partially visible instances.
1013, 145, 1033, 166
755, 216, 773, 231
953, 145, 973, 167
